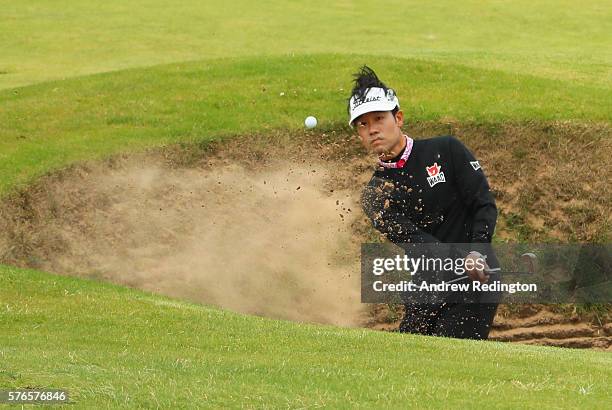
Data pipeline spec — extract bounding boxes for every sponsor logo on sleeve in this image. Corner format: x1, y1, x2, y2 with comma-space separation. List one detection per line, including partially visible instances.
426, 162, 446, 187
470, 161, 481, 171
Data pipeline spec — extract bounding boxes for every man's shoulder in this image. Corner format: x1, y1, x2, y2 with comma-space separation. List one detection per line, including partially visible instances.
413, 135, 461, 151
414, 135, 458, 144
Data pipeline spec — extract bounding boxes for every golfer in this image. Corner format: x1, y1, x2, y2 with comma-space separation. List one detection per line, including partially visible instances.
348, 66, 501, 340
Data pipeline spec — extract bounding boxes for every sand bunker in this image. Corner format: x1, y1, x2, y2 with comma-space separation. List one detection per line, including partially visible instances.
0, 150, 370, 326
1, 123, 610, 345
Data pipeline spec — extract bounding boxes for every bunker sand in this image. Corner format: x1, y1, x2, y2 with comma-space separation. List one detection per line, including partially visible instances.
1, 123, 610, 343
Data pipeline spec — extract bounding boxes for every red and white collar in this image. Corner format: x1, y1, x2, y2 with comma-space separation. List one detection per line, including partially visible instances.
378, 134, 413, 169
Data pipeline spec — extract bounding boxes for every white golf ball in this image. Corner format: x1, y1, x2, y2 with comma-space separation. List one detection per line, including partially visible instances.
304, 116, 317, 129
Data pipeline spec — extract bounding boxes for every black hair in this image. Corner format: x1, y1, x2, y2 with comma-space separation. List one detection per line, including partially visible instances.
347, 65, 399, 118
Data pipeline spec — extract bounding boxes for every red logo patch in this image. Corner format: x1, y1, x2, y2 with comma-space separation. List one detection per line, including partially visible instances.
426, 162, 441, 177
426, 162, 446, 187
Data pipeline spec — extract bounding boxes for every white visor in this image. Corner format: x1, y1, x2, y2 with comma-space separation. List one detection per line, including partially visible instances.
348, 87, 400, 126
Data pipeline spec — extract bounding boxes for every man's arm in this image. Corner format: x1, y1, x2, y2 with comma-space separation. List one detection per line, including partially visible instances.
447, 136, 497, 243
361, 177, 478, 292
361, 177, 440, 244
447, 136, 499, 282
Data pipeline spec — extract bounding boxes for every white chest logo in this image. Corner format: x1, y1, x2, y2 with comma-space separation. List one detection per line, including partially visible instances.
426, 162, 446, 187
470, 161, 481, 170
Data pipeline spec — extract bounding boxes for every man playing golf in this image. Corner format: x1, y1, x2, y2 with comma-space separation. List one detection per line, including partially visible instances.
349, 66, 501, 340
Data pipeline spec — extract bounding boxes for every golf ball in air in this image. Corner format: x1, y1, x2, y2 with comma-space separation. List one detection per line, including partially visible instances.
305, 116, 317, 129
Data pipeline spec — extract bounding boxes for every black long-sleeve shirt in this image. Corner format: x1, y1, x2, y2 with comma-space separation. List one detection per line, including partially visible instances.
362, 135, 498, 265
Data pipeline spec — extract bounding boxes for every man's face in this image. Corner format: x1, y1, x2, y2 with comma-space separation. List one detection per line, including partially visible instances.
354, 110, 404, 156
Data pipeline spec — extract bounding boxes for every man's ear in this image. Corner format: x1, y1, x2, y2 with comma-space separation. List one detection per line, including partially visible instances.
395, 110, 404, 127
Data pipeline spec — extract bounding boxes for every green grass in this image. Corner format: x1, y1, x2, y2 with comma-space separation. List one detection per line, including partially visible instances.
1, 265, 610, 408
1, 53, 610, 196
1, 0, 610, 90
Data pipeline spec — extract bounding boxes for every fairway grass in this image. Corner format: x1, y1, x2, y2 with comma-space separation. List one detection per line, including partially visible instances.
1, 265, 610, 408
2, 1, 610, 90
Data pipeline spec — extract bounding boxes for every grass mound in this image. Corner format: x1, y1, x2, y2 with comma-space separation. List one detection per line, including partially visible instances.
1, 54, 610, 197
